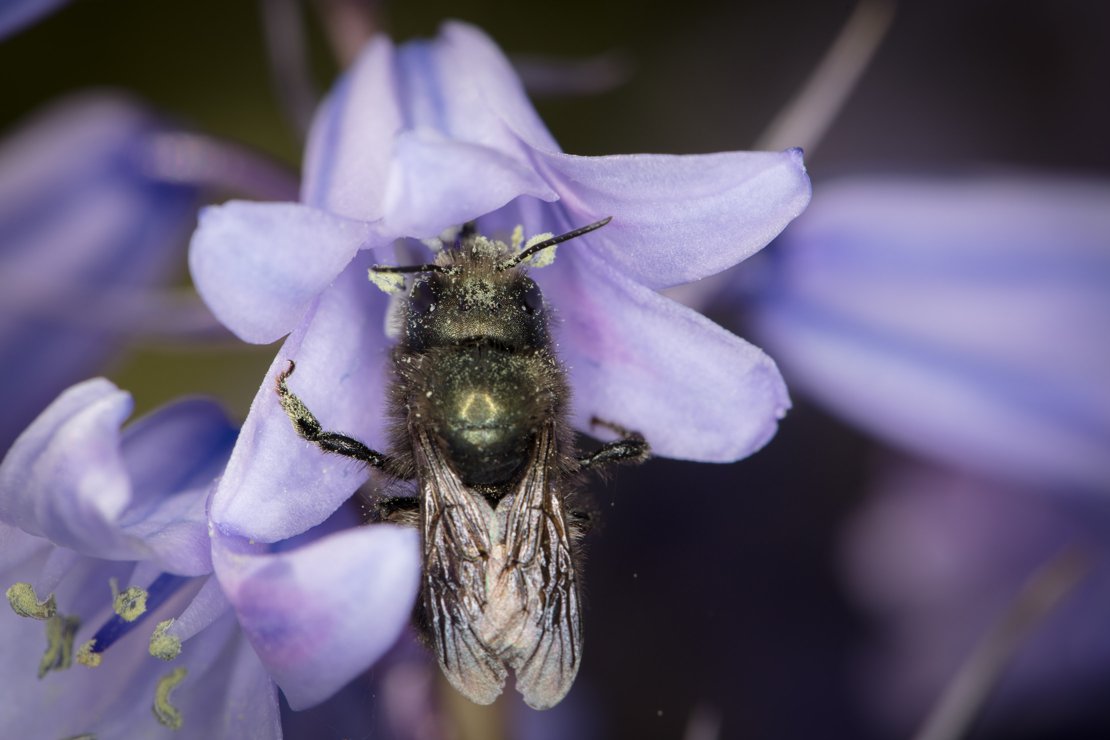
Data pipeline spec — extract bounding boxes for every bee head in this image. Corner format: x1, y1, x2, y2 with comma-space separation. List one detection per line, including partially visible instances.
371, 218, 610, 353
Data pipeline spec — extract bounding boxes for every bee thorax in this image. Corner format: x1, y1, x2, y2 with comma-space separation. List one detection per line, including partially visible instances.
410, 345, 558, 487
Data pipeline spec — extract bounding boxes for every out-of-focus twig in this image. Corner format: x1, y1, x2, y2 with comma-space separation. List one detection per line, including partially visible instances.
311, 0, 381, 68
512, 50, 635, 98
259, 0, 320, 141
754, 0, 895, 155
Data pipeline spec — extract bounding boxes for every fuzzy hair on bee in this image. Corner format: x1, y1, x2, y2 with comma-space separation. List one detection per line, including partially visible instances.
275, 217, 650, 710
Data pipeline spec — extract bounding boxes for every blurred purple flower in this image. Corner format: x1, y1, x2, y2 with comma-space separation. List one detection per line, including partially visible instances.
0, 91, 298, 455
747, 175, 1110, 493
728, 173, 1110, 734
0, 93, 200, 451
843, 462, 1110, 735
0, 379, 281, 738
189, 20, 808, 709
0, 0, 67, 39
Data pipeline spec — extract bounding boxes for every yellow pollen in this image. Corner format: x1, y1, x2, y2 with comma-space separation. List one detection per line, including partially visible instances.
368, 269, 406, 294
523, 231, 558, 267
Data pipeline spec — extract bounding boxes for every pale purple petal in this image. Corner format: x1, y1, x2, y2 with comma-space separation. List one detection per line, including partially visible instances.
0, 380, 234, 570
0, 378, 133, 555
120, 496, 209, 576
304, 20, 558, 224
303, 34, 399, 216
164, 569, 234, 642
210, 253, 393, 542
535, 147, 811, 289
212, 523, 421, 710
430, 21, 561, 151
752, 176, 1110, 491
189, 200, 388, 344
116, 400, 235, 575
121, 398, 237, 516
381, 130, 556, 238
548, 246, 790, 461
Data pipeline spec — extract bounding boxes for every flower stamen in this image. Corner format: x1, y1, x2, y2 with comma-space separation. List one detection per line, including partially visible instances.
85, 573, 189, 661
39, 613, 80, 678
149, 619, 182, 661
153, 667, 188, 729
111, 579, 149, 622
76, 640, 101, 667
6, 582, 57, 620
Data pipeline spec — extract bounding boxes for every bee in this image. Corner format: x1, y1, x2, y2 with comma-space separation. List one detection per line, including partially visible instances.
275, 218, 649, 710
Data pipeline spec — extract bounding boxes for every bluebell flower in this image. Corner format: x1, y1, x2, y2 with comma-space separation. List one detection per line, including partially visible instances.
0, 379, 281, 738
746, 175, 1110, 492
189, 20, 809, 709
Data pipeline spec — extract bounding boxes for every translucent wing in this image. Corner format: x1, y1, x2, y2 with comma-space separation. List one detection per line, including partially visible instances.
416, 429, 506, 704
501, 423, 582, 710
417, 423, 581, 709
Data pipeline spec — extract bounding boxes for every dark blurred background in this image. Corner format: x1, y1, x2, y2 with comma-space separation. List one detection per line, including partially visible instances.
3, 1, 1108, 738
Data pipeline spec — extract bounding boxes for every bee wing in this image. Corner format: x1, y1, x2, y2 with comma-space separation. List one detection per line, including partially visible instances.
416, 430, 507, 704
503, 423, 582, 710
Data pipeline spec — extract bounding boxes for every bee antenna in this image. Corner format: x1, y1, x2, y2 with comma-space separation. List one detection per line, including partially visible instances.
498, 217, 612, 270
370, 263, 450, 275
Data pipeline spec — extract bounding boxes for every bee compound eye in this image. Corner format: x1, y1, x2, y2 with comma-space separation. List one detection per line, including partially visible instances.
521, 279, 544, 315
409, 279, 438, 316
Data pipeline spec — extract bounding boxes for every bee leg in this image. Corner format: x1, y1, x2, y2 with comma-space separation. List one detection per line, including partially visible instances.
373, 496, 420, 528
577, 416, 651, 471
567, 508, 592, 539
275, 360, 394, 471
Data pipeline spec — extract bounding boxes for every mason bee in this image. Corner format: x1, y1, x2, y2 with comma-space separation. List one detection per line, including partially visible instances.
275, 218, 649, 710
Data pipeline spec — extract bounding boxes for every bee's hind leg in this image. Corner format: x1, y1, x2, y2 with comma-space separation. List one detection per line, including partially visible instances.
577, 417, 650, 471
275, 360, 396, 471
373, 495, 420, 528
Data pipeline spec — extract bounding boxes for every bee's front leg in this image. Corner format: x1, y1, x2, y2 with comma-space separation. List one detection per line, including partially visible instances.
577, 417, 651, 471
275, 360, 396, 471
